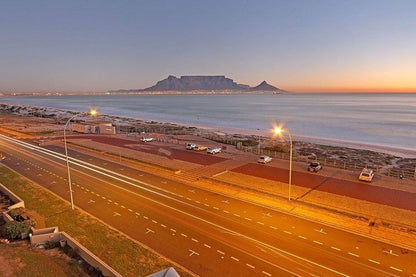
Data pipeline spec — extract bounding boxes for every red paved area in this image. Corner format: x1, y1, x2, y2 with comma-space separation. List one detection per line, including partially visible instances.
68, 135, 226, 166
232, 163, 416, 211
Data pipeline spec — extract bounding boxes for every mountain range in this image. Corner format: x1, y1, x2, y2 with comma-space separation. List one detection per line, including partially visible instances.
110, 75, 282, 93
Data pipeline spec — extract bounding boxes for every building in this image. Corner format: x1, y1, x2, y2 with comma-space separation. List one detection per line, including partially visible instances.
71, 121, 116, 134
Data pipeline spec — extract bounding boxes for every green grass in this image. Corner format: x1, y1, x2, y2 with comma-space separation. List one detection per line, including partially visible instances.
0, 166, 191, 277
0, 247, 88, 277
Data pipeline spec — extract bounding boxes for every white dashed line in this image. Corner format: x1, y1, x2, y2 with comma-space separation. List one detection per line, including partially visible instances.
257, 221, 265, 225
231, 256, 239, 262
246, 264, 255, 269
120, 205, 125, 209
389, 266, 402, 272
128, 209, 133, 212
195, 201, 200, 204
331, 246, 341, 251
161, 224, 167, 228
192, 238, 199, 243
298, 235, 307, 240
348, 252, 359, 258
170, 229, 177, 233
368, 259, 380, 264
152, 220, 158, 224
213, 207, 219, 210
143, 216, 149, 219
204, 203, 210, 207
283, 230, 292, 235
135, 212, 140, 216
269, 226, 277, 230
204, 244, 211, 248
217, 250, 225, 255
223, 210, 230, 213
262, 271, 272, 276
313, 240, 323, 245
181, 233, 188, 238
233, 214, 240, 217
245, 217, 252, 221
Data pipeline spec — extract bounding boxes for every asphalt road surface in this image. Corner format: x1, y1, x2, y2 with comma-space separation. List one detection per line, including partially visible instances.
1, 134, 415, 277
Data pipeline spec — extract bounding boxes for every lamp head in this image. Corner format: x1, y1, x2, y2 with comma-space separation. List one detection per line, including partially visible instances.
273, 127, 282, 135
89, 109, 97, 116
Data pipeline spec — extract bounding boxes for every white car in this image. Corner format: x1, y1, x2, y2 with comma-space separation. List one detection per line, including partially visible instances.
359, 168, 374, 182
141, 136, 154, 142
207, 146, 221, 154
258, 155, 272, 164
186, 143, 197, 150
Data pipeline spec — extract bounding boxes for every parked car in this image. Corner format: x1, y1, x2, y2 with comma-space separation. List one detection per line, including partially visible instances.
0, 153, 5, 161
186, 143, 197, 150
207, 146, 222, 154
359, 168, 374, 182
141, 136, 154, 142
258, 155, 272, 164
308, 162, 322, 172
193, 145, 207, 151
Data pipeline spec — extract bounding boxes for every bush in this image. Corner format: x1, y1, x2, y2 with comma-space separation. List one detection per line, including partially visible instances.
23, 219, 37, 228
44, 240, 58, 249
9, 207, 24, 218
3, 221, 31, 240
241, 139, 259, 147
264, 145, 289, 153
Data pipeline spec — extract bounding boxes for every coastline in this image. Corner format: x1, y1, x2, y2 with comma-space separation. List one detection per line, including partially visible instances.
1, 102, 416, 162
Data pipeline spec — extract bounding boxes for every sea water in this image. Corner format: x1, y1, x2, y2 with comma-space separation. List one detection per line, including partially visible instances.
1, 93, 415, 149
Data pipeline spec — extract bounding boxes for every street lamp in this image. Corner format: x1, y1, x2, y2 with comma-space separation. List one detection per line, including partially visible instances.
63, 109, 97, 209
274, 127, 293, 201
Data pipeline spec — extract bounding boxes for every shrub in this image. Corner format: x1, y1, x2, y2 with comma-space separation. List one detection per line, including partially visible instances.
264, 145, 289, 153
241, 139, 259, 147
23, 219, 37, 228
9, 207, 24, 218
44, 240, 58, 249
3, 221, 31, 240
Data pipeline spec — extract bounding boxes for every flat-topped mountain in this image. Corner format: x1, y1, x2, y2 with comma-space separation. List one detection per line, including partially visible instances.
110, 75, 282, 93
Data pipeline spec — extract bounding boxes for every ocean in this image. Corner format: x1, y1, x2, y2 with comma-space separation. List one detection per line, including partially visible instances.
1, 93, 416, 150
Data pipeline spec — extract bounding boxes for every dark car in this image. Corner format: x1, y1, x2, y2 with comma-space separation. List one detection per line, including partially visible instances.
308, 162, 322, 172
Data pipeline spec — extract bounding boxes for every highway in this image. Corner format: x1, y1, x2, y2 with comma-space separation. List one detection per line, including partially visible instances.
0, 134, 415, 276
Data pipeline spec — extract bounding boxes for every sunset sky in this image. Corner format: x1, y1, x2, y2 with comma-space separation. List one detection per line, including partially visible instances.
1, 0, 415, 93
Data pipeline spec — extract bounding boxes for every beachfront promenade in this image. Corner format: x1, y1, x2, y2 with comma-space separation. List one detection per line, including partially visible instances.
1, 132, 415, 276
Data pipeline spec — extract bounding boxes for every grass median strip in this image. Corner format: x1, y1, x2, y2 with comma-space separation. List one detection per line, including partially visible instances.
0, 165, 191, 277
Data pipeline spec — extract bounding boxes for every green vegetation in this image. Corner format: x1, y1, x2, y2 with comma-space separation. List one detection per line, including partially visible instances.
0, 246, 88, 277
0, 166, 190, 277
2, 221, 31, 239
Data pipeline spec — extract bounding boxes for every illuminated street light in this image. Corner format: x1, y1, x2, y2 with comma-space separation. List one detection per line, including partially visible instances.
63, 109, 97, 209
274, 127, 293, 201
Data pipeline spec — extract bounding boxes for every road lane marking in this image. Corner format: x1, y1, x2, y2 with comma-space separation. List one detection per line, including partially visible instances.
231, 256, 239, 262
152, 220, 158, 224
383, 250, 399, 257
145, 228, 154, 234
143, 216, 149, 219
186, 197, 192, 201
313, 241, 323, 245
269, 226, 277, 230
223, 210, 230, 213
368, 259, 380, 264
189, 249, 199, 257
195, 200, 200, 204
283, 230, 292, 235
204, 203, 210, 207
298, 235, 307, 240
161, 224, 166, 228
128, 208, 133, 212
246, 264, 255, 269
170, 228, 176, 232
191, 238, 198, 243
262, 271, 272, 276
389, 266, 402, 272
213, 206, 219, 210
181, 233, 188, 238
314, 228, 327, 235
257, 221, 265, 225
233, 214, 240, 217
102, 196, 106, 199
331, 246, 341, 251
348, 252, 359, 258
135, 212, 140, 216
204, 244, 211, 248
113, 212, 121, 217
120, 205, 126, 209
245, 217, 252, 221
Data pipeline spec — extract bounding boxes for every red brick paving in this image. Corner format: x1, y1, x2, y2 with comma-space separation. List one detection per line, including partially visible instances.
232, 163, 416, 211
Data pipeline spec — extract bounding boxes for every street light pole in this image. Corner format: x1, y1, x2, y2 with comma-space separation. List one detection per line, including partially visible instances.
274, 127, 293, 201
63, 110, 97, 210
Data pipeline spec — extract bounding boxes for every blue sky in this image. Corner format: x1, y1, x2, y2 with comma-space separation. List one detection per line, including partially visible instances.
1, 0, 415, 92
